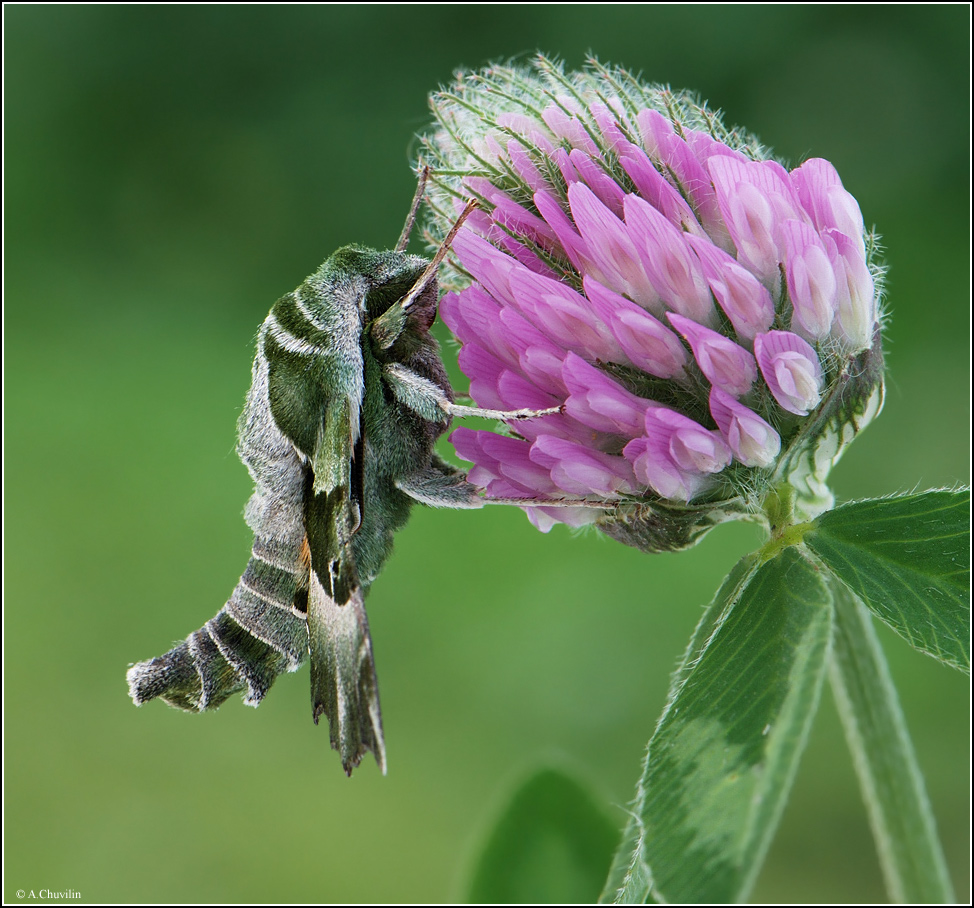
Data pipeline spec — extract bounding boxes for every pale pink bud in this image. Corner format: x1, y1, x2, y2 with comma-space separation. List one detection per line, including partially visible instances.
754, 331, 824, 416
781, 219, 837, 340
667, 312, 757, 397
623, 436, 704, 502
582, 277, 689, 379
709, 388, 781, 468
791, 157, 866, 257
708, 157, 779, 286
624, 194, 715, 324
625, 408, 731, 501
685, 234, 775, 341
827, 229, 876, 352
567, 183, 662, 311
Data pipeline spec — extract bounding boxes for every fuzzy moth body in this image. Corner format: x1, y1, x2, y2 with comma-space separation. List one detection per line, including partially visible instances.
127, 335, 311, 713
128, 243, 480, 775
127, 184, 587, 775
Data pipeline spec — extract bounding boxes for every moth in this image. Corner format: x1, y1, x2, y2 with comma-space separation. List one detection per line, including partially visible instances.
127, 172, 561, 775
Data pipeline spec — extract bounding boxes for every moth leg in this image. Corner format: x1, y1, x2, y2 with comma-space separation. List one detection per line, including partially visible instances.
481, 496, 619, 509
447, 402, 563, 420
396, 454, 485, 509
395, 164, 430, 252
398, 453, 620, 511
383, 363, 561, 423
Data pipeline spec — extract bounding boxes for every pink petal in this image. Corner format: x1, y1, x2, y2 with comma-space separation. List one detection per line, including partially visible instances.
452, 229, 519, 307
781, 219, 837, 340
541, 105, 600, 156
618, 144, 706, 236
709, 388, 781, 467
567, 182, 661, 309
790, 158, 866, 257
754, 331, 824, 416
507, 139, 551, 194
684, 234, 775, 341
667, 312, 757, 396
623, 194, 715, 324
569, 149, 627, 216
583, 276, 689, 378
826, 228, 876, 352
534, 188, 593, 274
508, 265, 624, 362
561, 352, 651, 437
531, 435, 637, 497
590, 102, 631, 153
624, 436, 697, 501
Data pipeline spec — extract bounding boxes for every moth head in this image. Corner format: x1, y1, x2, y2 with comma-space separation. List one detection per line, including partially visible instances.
367, 251, 439, 351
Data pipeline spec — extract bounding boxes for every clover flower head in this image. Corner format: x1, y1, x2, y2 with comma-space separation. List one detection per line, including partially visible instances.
421, 56, 886, 551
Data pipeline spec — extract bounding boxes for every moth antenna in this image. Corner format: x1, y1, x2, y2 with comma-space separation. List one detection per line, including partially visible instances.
398, 198, 478, 313
395, 165, 431, 253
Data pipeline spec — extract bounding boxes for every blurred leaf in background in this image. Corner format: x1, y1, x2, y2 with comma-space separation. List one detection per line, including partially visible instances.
467, 766, 617, 904
4, 5, 968, 903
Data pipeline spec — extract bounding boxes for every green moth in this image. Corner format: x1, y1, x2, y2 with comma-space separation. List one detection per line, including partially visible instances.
127, 175, 557, 775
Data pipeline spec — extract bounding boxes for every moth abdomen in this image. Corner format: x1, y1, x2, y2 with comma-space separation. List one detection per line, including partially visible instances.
127, 543, 310, 711
225, 555, 309, 668
126, 622, 241, 712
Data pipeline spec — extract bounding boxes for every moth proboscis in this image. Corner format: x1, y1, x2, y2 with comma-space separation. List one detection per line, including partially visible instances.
126, 169, 589, 775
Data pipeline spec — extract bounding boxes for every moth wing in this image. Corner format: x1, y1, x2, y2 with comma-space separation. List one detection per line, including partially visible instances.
304, 395, 385, 775
307, 556, 385, 775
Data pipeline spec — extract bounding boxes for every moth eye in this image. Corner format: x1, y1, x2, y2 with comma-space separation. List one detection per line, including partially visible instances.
293, 588, 309, 615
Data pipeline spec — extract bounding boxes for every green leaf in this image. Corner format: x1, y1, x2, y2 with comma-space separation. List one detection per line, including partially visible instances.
805, 489, 970, 673
600, 807, 655, 905
600, 556, 760, 905
829, 580, 955, 903
605, 547, 833, 904
467, 766, 619, 904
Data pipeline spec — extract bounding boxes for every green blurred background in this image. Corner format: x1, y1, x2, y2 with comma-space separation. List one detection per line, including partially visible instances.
5, 5, 969, 903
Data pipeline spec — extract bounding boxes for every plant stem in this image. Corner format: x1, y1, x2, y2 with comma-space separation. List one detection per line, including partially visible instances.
829, 579, 955, 903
